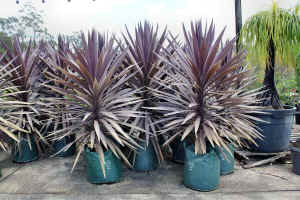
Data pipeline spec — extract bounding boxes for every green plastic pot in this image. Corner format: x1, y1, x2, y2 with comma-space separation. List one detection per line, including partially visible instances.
131, 141, 158, 172
184, 144, 220, 191
53, 135, 76, 157
12, 134, 38, 163
84, 146, 122, 184
216, 143, 235, 175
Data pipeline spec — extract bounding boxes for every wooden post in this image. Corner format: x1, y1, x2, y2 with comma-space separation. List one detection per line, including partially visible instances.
235, 0, 242, 52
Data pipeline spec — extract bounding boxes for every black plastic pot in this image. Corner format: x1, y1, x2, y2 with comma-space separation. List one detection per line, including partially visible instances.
251, 106, 296, 153
53, 135, 76, 157
295, 112, 300, 125
170, 138, 185, 164
184, 144, 220, 191
291, 141, 300, 175
12, 134, 38, 163
84, 146, 122, 184
131, 141, 158, 172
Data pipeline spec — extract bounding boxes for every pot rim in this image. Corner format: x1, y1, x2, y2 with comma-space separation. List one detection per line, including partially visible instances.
253, 106, 296, 116
261, 106, 296, 112
84, 145, 113, 157
185, 144, 216, 158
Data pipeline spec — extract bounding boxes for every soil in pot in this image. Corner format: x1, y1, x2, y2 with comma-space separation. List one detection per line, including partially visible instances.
184, 144, 220, 191
12, 134, 38, 163
216, 143, 235, 175
53, 135, 76, 157
251, 106, 296, 153
130, 141, 158, 172
84, 146, 122, 184
291, 141, 300, 175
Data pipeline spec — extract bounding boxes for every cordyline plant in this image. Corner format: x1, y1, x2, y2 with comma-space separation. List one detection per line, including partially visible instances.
0, 37, 48, 153
120, 21, 167, 162
0, 55, 30, 151
41, 35, 72, 143
150, 21, 263, 155
44, 30, 143, 174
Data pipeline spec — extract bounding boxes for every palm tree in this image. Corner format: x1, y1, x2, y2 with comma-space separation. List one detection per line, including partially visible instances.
240, 2, 300, 109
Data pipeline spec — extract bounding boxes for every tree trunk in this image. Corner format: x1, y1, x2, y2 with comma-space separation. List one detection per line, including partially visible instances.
235, 0, 242, 52
234, 0, 243, 89
258, 38, 283, 109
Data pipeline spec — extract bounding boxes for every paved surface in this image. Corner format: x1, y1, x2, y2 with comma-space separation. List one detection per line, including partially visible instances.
0, 124, 300, 200
0, 150, 300, 200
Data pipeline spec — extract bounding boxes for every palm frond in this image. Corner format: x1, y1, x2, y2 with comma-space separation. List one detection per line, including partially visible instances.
240, 2, 300, 67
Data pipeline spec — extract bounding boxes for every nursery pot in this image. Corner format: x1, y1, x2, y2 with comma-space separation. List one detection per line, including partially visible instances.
12, 134, 38, 163
53, 135, 76, 157
131, 141, 158, 172
216, 143, 235, 175
170, 138, 185, 164
291, 141, 300, 175
184, 144, 220, 191
84, 146, 122, 184
295, 112, 300, 125
251, 106, 296, 153
295, 104, 300, 125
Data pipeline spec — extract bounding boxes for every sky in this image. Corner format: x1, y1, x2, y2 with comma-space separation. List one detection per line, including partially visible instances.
0, 0, 299, 40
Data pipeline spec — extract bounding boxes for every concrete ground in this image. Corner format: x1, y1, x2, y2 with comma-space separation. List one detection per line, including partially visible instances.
0, 150, 299, 200
0, 125, 300, 200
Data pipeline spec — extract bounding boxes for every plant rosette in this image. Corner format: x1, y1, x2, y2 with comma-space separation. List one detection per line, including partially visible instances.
0, 37, 50, 161
43, 30, 143, 183
151, 20, 262, 191
120, 21, 167, 167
